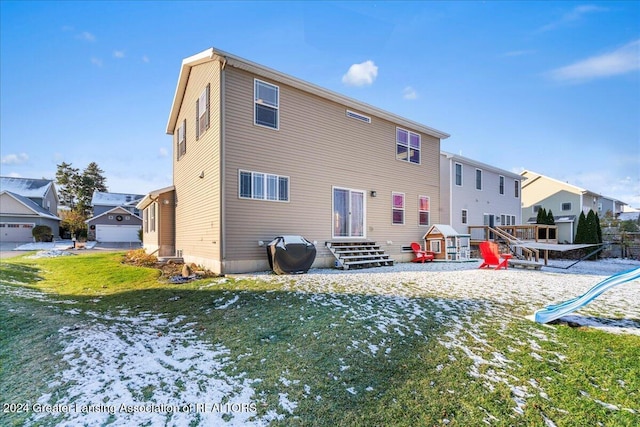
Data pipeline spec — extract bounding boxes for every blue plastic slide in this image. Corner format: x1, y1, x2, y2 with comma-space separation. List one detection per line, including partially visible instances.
534, 267, 640, 324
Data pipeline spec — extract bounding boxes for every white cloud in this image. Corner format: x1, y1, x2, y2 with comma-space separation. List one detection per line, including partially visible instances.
503, 50, 536, 57
159, 147, 168, 158
77, 31, 96, 42
1, 153, 29, 164
91, 57, 103, 67
113, 50, 125, 59
538, 5, 608, 32
342, 60, 378, 86
549, 40, 640, 83
402, 86, 417, 100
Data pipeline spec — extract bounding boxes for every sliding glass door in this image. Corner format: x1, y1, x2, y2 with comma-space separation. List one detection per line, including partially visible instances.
333, 188, 365, 238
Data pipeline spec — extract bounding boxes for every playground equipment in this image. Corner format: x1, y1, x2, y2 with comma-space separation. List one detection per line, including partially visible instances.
533, 267, 640, 324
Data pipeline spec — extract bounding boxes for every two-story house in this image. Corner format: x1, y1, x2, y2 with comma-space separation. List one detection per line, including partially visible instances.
440, 152, 522, 236
86, 191, 143, 243
138, 47, 450, 274
0, 176, 60, 242
520, 170, 603, 244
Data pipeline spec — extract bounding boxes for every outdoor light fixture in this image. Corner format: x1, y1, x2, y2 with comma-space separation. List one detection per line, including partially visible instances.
370, 190, 377, 197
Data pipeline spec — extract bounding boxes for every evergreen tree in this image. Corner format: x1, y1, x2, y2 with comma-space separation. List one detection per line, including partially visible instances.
586, 210, 598, 244
546, 210, 554, 225
55, 161, 108, 216
575, 211, 587, 244
77, 162, 108, 215
595, 211, 603, 244
536, 207, 547, 224
546, 209, 556, 239
55, 162, 80, 207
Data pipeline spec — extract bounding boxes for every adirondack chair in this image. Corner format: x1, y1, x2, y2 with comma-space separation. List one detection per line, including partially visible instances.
411, 242, 434, 263
478, 241, 512, 270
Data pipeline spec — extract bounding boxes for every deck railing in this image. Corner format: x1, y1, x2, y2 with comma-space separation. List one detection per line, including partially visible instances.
468, 225, 558, 244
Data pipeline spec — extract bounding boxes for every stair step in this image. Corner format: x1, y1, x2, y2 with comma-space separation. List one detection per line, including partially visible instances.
326, 240, 394, 270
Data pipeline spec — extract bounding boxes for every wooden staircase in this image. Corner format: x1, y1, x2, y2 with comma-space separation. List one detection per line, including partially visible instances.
487, 227, 540, 262
325, 241, 394, 270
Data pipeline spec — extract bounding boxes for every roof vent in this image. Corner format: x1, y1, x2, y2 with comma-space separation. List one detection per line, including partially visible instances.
346, 110, 371, 124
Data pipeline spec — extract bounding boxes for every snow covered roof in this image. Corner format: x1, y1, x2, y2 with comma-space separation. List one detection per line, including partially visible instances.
423, 224, 469, 239
0, 176, 54, 199
92, 191, 144, 207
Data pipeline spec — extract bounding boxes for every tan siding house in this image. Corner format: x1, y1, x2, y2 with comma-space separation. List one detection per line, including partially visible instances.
140, 47, 449, 273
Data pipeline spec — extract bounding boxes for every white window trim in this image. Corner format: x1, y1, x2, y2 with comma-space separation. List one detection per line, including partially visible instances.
238, 169, 290, 202
454, 162, 463, 187
392, 191, 405, 225
475, 168, 483, 191
418, 195, 430, 226
254, 79, 279, 130
331, 186, 367, 239
395, 127, 421, 165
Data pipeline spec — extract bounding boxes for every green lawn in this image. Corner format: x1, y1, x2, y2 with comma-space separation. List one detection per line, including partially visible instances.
1, 252, 639, 426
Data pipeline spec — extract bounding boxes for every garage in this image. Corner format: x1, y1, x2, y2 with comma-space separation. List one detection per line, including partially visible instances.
0, 223, 35, 242
95, 225, 141, 243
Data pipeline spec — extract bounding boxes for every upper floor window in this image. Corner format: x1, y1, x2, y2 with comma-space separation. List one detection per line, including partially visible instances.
514, 180, 520, 198
255, 79, 279, 129
196, 84, 210, 139
455, 163, 463, 186
475, 169, 483, 190
392, 192, 405, 224
419, 196, 430, 226
176, 119, 186, 160
499, 176, 505, 195
396, 128, 420, 164
239, 170, 289, 202
562, 202, 572, 211
533, 204, 542, 213
461, 209, 468, 224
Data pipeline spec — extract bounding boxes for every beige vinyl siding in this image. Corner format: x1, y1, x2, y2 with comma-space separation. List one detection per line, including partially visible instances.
0, 193, 34, 215
173, 61, 222, 270
223, 67, 440, 270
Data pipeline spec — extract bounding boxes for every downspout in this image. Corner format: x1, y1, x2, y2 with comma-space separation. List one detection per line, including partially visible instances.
220, 57, 227, 273
449, 156, 453, 229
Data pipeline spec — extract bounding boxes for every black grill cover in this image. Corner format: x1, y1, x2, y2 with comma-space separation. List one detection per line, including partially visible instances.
267, 235, 316, 275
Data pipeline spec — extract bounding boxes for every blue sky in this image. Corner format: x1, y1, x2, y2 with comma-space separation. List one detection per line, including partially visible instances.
1, 1, 639, 207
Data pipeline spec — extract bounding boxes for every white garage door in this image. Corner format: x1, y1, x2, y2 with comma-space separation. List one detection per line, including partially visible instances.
95, 225, 141, 243
0, 223, 35, 242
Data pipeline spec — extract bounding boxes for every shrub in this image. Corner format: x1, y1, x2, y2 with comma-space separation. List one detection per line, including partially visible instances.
32, 225, 53, 242
123, 249, 157, 267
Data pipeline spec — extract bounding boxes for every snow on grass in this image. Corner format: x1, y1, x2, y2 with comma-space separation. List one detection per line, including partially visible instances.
8, 257, 640, 425
27, 310, 269, 427
241, 258, 640, 420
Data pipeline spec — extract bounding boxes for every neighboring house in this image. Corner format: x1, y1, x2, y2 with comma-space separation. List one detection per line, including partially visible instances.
0, 177, 60, 242
598, 195, 626, 218
91, 191, 143, 217
87, 192, 144, 242
520, 170, 603, 243
139, 47, 450, 274
440, 152, 522, 235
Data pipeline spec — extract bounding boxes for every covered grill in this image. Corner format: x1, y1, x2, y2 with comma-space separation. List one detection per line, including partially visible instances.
266, 235, 316, 275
